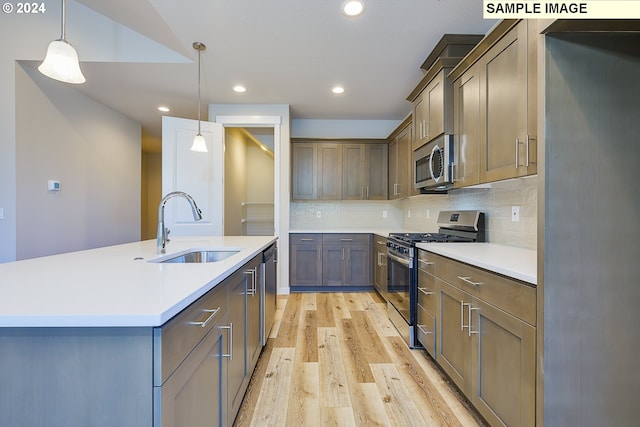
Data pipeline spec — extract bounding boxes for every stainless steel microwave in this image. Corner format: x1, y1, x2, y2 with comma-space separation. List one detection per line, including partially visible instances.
413, 134, 453, 191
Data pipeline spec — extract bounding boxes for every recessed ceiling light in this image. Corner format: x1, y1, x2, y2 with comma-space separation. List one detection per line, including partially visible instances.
332, 86, 345, 94
342, 0, 365, 17
158, 106, 170, 112
233, 85, 247, 93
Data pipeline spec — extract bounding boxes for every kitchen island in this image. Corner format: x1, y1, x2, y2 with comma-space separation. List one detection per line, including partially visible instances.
0, 235, 277, 427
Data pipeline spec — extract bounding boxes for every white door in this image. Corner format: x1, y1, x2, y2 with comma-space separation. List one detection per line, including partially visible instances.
162, 116, 224, 236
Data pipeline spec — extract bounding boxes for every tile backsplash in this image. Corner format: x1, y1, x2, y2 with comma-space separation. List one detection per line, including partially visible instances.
402, 175, 537, 249
290, 200, 403, 230
290, 175, 537, 250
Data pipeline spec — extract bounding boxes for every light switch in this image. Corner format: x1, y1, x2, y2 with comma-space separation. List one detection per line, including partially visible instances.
512, 206, 520, 222
0, 207, 3, 220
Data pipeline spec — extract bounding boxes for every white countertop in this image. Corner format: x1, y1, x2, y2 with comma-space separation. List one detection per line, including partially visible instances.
416, 242, 537, 285
0, 236, 277, 328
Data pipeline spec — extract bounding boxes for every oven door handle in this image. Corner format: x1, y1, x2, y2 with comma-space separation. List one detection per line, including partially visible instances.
388, 252, 411, 268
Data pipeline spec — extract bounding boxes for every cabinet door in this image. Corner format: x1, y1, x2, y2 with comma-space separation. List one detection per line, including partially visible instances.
245, 259, 262, 374
471, 298, 536, 427
291, 144, 317, 200
413, 94, 428, 149
437, 279, 472, 394
228, 272, 248, 420
322, 244, 345, 286
479, 21, 529, 183
344, 244, 371, 286
364, 144, 388, 200
388, 139, 399, 198
373, 238, 388, 299
317, 144, 343, 199
157, 322, 225, 427
290, 244, 322, 287
342, 144, 365, 200
396, 124, 412, 198
453, 64, 481, 187
427, 74, 445, 140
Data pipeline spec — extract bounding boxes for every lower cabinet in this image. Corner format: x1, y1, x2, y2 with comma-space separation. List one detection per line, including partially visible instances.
372, 236, 388, 300
156, 316, 226, 427
290, 234, 323, 287
156, 252, 266, 427
290, 233, 372, 290
322, 234, 371, 286
419, 249, 536, 427
227, 268, 249, 421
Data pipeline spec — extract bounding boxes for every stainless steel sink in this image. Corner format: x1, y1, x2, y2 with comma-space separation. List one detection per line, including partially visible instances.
153, 250, 240, 264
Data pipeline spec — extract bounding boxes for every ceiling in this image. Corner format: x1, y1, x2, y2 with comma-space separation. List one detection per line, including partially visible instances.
65, 0, 495, 150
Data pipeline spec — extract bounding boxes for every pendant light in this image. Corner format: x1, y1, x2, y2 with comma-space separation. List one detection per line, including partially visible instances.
191, 42, 208, 153
38, 0, 85, 84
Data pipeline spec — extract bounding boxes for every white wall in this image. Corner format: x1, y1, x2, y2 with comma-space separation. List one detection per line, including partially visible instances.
15, 65, 141, 260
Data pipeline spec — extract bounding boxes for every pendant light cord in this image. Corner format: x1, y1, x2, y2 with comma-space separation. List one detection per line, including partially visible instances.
197, 47, 201, 135
61, 0, 67, 41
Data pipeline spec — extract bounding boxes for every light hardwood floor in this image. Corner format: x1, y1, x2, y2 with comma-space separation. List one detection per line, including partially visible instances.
234, 292, 486, 427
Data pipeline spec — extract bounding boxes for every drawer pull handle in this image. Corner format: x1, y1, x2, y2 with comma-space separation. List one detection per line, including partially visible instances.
245, 268, 257, 296
340, 238, 353, 242
190, 307, 221, 328
418, 287, 434, 296
220, 323, 233, 360
457, 276, 483, 286
419, 259, 434, 266
300, 238, 314, 241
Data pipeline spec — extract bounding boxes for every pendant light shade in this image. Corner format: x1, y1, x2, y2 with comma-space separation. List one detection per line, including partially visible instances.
191, 42, 208, 153
191, 133, 207, 152
39, 0, 85, 84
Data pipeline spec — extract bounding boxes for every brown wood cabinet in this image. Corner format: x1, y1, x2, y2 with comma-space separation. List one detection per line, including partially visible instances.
342, 143, 389, 200
291, 143, 317, 200
412, 69, 450, 149
322, 234, 371, 287
388, 119, 413, 199
450, 20, 537, 187
452, 62, 481, 187
291, 141, 387, 201
372, 236, 388, 300
290, 233, 372, 289
289, 234, 323, 287
428, 251, 536, 427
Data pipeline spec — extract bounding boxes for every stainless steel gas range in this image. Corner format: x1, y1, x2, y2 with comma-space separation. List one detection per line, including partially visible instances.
386, 210, 485, 348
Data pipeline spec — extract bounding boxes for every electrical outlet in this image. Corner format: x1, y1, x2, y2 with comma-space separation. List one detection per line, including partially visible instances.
316, 210, 321, 219
0, 207, 3, 220
426, 209, 430, 219
407, 209, 411, 218
382, 210, 388, 219
512, 206, 520, 222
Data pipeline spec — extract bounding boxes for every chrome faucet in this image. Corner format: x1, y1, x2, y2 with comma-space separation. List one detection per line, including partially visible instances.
157, 191, 203, 253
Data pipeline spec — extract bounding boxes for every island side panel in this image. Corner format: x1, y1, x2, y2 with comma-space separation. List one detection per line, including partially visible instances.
0, 327, 153, 427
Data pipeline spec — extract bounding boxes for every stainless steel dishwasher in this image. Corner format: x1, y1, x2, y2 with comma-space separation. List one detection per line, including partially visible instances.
260, 244, 277, 345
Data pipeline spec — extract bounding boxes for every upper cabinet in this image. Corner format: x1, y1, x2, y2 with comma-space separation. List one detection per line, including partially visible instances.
450, 20, 537, 185
452, 63, 481, 187
291, 140, 388, 201
408, 35, 483, 152
410, 69, 451, 150
388, 117, 413, 199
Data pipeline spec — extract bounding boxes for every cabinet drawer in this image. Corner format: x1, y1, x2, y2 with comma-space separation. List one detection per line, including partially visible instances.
290, 233, 323, 245
417, 249, 438, 275
416, 306, 436, 358
438, 256, 536, 325
154, 282, 228, 385
418, 269, 436, 315
322, 233, 371, 245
